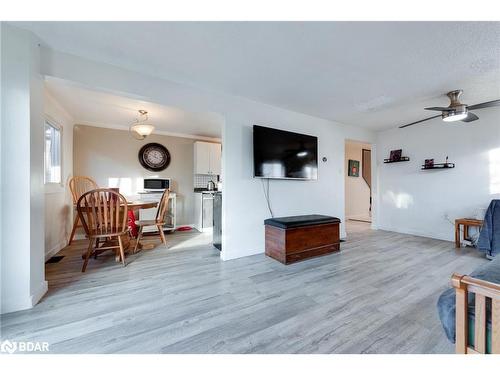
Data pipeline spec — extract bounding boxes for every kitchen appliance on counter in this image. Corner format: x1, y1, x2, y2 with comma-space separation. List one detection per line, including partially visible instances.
143, 178, 171, 192
207, 179, 216, 191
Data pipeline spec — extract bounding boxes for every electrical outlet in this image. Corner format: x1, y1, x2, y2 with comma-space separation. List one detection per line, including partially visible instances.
443, 213, 453, 225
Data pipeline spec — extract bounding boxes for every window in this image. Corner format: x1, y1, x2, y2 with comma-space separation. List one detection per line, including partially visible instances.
44, 120, 62, 184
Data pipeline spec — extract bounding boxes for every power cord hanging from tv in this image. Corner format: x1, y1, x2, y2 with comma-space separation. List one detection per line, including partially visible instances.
261, 178, 274, 218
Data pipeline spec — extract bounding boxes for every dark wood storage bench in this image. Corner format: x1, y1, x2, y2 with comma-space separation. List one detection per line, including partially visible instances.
264, 215, 341, 264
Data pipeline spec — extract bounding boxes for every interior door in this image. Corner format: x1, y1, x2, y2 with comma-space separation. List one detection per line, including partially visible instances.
362, 148, 372, 214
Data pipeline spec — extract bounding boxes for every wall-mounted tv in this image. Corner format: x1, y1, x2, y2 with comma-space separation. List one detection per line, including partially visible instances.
253, 125, 318, 180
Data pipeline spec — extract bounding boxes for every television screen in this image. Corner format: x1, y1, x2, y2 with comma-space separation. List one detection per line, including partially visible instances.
253, 125, 318, 180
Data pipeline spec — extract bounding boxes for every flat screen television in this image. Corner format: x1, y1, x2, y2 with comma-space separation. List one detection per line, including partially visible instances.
253, 125, 318, 180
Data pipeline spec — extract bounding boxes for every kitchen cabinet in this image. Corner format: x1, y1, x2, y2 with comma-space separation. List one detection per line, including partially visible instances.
194, 141, 221, 176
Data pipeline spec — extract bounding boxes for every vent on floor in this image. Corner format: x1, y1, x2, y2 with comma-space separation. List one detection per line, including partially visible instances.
46, 255, 64, 264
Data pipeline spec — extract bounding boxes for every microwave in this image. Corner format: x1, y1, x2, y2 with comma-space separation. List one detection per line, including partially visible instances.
143, 178, 171, 191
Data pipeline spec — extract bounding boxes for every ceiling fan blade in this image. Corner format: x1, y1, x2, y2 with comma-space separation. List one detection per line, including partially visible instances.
461, 112, 479, 122
468, 99, 500, 110
399, 114, 441, 129
424, 106, 451, 111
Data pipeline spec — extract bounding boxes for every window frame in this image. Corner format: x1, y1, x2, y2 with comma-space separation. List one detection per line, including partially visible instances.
44, 117, 63, 189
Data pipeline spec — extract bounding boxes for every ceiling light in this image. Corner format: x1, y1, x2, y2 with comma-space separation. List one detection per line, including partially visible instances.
297, 151, 308, 157
130, 110, 155, 140
132, 124, 155, 136
442, 108, 468, 122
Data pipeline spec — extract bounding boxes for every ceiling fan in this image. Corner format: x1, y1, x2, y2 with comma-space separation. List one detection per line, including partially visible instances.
399, 90, 500, 128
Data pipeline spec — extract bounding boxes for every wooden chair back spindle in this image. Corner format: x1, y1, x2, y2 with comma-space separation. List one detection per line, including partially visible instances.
77, 189, 128, 237
76, 188, 129, 272
155, 189, 171, 224
68, 176, 99, 245
133, 189, 170, 253
69, 176, 98, 204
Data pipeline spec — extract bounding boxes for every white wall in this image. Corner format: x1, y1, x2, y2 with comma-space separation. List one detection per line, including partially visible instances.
44, 90, 74, 260
345, 142, 371, 221
73, 125, 205, 226
376, 107, 500, 241
40, 47, 376, 261
1, 24, 47, 313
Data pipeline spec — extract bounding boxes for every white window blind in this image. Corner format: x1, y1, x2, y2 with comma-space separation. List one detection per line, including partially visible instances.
44, 120, 62, 184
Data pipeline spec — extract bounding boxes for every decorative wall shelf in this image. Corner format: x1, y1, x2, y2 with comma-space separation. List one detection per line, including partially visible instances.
383, 157, 410, 164
421, 162, 455, 170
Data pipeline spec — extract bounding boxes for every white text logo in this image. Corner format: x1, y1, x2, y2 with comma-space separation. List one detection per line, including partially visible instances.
0, 340, 49, 354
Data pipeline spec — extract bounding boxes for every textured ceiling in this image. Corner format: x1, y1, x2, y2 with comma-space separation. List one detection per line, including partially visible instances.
17, 21, 500, 130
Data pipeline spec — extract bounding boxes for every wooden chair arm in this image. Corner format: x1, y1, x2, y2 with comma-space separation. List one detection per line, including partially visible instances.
451, 272, 500, 354
452, 272, 500, 298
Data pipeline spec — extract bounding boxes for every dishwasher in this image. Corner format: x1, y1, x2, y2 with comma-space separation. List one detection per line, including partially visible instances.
201, 192, 215, 232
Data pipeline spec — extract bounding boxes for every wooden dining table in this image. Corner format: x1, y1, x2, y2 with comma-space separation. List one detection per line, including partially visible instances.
75, 200, 158, 212
77, 200, 159, 259
126, 201, 158, 211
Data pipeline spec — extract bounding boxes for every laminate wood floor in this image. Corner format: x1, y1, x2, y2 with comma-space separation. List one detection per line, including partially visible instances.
0, 222, 488, 353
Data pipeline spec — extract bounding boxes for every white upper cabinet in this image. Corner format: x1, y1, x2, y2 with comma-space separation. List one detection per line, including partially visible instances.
209, 143, 221, 176
194, 141, 221, 175
194, 141, 211, 175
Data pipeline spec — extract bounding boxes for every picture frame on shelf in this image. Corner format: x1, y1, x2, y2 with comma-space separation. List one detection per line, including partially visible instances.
389, 149, 402, 162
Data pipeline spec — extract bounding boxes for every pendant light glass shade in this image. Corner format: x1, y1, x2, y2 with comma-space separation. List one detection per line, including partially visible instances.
130, 110, 155, 140
131, 123, 155, 136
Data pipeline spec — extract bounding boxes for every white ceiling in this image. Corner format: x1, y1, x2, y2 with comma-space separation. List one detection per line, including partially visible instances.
44, 77, 223, 139
17, 21, 500, 130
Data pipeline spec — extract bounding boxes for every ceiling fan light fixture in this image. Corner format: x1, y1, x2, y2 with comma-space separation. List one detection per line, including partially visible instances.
399, 89, 499, 129
442, 109, 468, 122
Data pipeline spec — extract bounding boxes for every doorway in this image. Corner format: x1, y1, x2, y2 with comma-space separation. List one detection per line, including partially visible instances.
345, 140, 372, 223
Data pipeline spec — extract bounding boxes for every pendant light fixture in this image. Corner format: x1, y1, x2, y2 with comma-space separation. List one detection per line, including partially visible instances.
130, 110, 155, 140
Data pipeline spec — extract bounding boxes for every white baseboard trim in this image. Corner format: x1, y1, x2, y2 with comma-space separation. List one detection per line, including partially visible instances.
45, 241, 65, 261
222, 247, 263, 261
30, 281, 48, 306
376, 225, 452, 242
0, 296, 33, 314
0, 281, 48, 314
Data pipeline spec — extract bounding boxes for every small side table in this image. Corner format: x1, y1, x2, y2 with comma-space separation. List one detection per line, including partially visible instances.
455, 218, 483, 248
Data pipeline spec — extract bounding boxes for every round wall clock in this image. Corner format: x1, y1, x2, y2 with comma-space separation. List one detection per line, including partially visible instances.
138, 143, 171, 172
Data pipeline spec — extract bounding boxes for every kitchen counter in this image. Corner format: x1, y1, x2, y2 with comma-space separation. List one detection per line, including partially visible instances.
194, 189, 222, 194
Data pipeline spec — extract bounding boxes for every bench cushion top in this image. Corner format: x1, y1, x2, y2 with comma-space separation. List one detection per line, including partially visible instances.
264, 215, 340, 229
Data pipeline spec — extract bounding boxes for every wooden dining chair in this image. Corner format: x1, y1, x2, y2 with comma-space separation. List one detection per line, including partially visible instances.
77, 188, 129, 272
68, 176, 98, 245
134, 189, 170, 253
